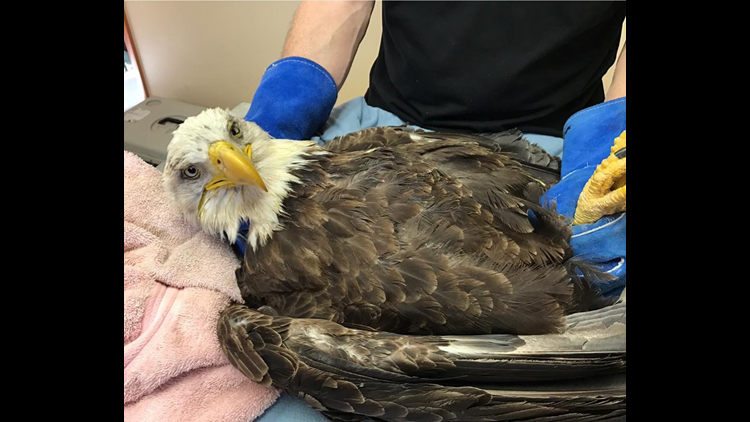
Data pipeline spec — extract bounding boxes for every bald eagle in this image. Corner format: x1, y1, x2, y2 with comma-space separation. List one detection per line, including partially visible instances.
164, 108, 610, 335
163, 108, 624, 421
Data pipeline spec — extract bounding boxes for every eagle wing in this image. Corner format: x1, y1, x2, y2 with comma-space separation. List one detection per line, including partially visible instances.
219, 292, 626, 421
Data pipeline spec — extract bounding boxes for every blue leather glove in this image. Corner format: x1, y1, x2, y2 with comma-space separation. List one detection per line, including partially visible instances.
244, 56, 338, 140
544, 98, 626, 297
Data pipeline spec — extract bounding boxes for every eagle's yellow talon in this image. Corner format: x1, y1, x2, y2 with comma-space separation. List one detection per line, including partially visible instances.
573, 131, 626, 225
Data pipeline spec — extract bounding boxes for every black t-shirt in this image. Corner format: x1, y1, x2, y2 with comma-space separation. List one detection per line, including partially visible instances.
365, 1, 626, 137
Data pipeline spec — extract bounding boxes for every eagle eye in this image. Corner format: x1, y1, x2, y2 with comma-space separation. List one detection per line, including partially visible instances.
182, 166, 201, 179
229, 121, 242, 139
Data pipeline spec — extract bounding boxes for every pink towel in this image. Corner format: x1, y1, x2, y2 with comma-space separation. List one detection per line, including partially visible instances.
124, 151, 279, 421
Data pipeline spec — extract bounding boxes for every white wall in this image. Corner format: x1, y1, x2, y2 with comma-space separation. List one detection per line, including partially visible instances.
125, 1, 624, 109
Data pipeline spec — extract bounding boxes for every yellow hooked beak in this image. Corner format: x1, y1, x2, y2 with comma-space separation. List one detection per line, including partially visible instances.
205, 141, 268, 192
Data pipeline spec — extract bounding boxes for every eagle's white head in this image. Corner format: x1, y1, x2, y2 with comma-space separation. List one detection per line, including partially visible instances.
162, 108, 317, 249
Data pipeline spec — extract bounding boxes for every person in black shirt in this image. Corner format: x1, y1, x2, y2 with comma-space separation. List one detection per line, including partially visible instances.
245, 1, 625, 144
366, 2, 626, 137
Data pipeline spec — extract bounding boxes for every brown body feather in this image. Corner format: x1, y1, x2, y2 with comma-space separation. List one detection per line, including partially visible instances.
237, 128, 600, 335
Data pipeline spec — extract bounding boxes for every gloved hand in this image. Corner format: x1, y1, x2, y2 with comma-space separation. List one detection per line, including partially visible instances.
244, 56, 338, 140
544, 98, 626, 297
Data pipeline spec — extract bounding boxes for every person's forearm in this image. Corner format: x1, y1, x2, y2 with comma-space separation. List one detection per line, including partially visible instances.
282, 1, 375, 90
605, 43, 626, 101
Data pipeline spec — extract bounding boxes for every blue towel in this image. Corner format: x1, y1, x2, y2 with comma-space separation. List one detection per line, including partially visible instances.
312, 97, 410, 144
256, 395, 329, 422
